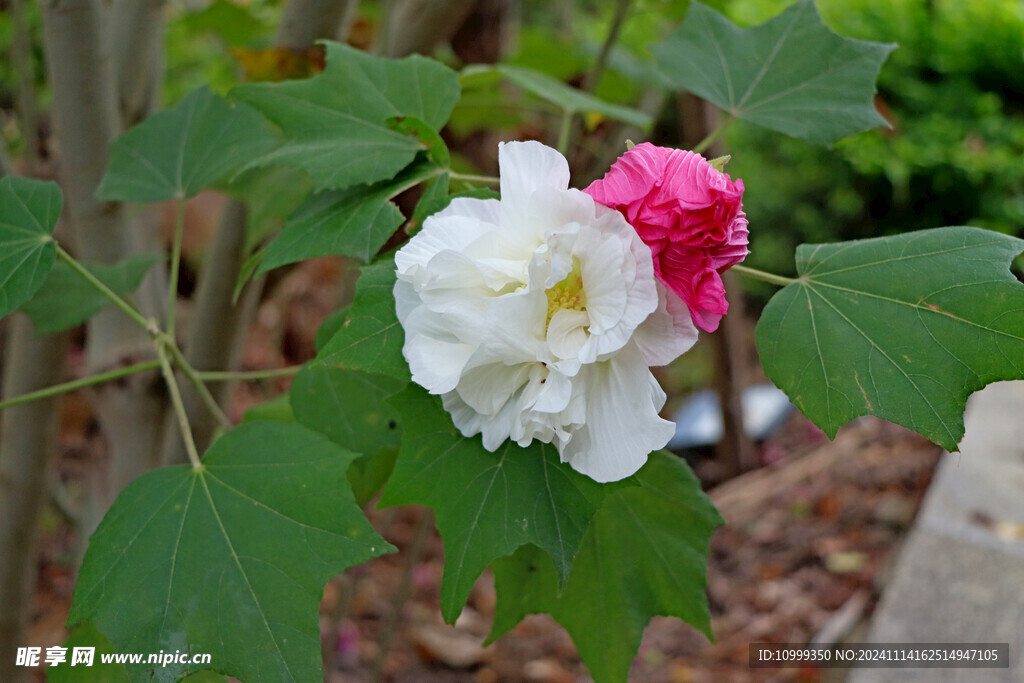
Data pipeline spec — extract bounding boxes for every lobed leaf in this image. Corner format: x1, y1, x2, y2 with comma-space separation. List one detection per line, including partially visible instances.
232, 42, 460, 191
0, 177, 61, 320
20, 254, 157, 335
652, 0, 895, 145
493, 64, 653, 128
756, 226, 1024, 450
315, 258, 409, 381
257, 160, 440, 272
68, 422, 394, 683
97, 86, 280, 202
382, 386, 618, 623
290, 365, 406, 505
490, 452, 722, 683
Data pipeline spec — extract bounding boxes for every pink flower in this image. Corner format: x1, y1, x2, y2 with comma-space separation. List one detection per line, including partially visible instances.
584, 142, 748, 332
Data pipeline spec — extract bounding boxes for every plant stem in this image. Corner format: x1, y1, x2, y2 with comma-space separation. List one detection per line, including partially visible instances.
56, 245, 154, 334
730, 264, 797, 287
692, 114, 733, 155
195, 366, 303, 382
581, 0, 632, 93
369, 510, 434, 683
157, 343, 202, 469
0, 360, 162, 411
167, 196, 185, 340
557, 108, 574, 155
164, 342, 231, 430
448, 171, 500, 185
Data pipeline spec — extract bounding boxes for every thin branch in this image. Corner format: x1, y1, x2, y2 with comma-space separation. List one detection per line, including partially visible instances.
0, 361, 162, 411
167, 196, 185, 340
557, 108, 574, 155
56, 245, 155, 334
448, 172, 499, 185
156, 344, 202, 469
164, 342, 231, 430
581, 0, 632, 93
692, 114, 733, 155
730, 263, 797, 287
195, 366, 303, 382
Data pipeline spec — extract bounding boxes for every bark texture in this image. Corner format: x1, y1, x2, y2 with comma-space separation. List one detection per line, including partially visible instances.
0, 319, 67, 683
41, 0, 168, 518
380, 0, 477, 57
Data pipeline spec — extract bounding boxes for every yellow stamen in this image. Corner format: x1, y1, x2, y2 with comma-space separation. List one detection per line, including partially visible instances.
545, 257, 586, 327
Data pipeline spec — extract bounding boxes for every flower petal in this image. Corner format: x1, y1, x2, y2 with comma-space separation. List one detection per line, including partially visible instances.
498, 140, 570, 228
560, 343, 675, 482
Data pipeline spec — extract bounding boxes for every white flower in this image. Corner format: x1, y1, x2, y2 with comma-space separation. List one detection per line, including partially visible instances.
394, 141, 698, 482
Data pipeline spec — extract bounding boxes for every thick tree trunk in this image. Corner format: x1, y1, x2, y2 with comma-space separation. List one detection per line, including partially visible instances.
41, 0, 168, 522
379, 0, 477, 57
0, 325, 68, 683
277, 0, 359, 50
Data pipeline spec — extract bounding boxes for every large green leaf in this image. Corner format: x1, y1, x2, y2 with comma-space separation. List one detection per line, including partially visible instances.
315, 258, 409, 381
232, 42, 460, 191
490, 451, 722, 683
0, 177, 60, 319
652, 0, 894, 145
462, 64, 647, 129
290, 365, 406, 505
382, 386, 616, 623
20, 254, 157, 334
757, 227, 1024, 450
68, 422, 394, 683
490, 65, 653, 128
97, 86, 280, 202
258, 160, 440, 273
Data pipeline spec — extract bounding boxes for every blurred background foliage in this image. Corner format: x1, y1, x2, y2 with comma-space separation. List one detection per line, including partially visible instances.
2, 0, 1020, 288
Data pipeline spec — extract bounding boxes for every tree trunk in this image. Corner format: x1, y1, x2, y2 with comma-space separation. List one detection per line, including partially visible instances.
379, 0, 477, 57
277, 0, 359, 50
41, 0, 168, 524
0, 318, 68, 683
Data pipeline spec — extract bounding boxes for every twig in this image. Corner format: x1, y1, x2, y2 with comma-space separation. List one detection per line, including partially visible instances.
692, 114, 733, 155
368, 510, 434, 682
57, 245, 154, 334
730, 263, 797, 288
167, 196, 185, 340
157, 343, 202, 469
581, 0, 632, 93
0, 360, 161, 411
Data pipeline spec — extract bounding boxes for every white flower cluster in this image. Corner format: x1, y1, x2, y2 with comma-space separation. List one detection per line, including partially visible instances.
394, 141, 697, 482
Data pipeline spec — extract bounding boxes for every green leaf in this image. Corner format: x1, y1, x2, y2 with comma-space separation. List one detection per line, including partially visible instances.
0, 177, 60, 319
241, 393, 294, 424
232, 42, 460, 191
652, 0, 895, 145
98, 86, 280, 202
756, 227, 1024, 450
68, 422, 394, 683
315, 258, 409, 381
218, 165, 314, 251
389, 115, 451, 169
290, 365, 405, 505
257, 160, 439, 273
494, 64, 653, 128
21, 254, 157, 334
181, 0, 271, 47
50, 623, 127, 682
382, 386, 616, 623
490, 452, 723, 683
